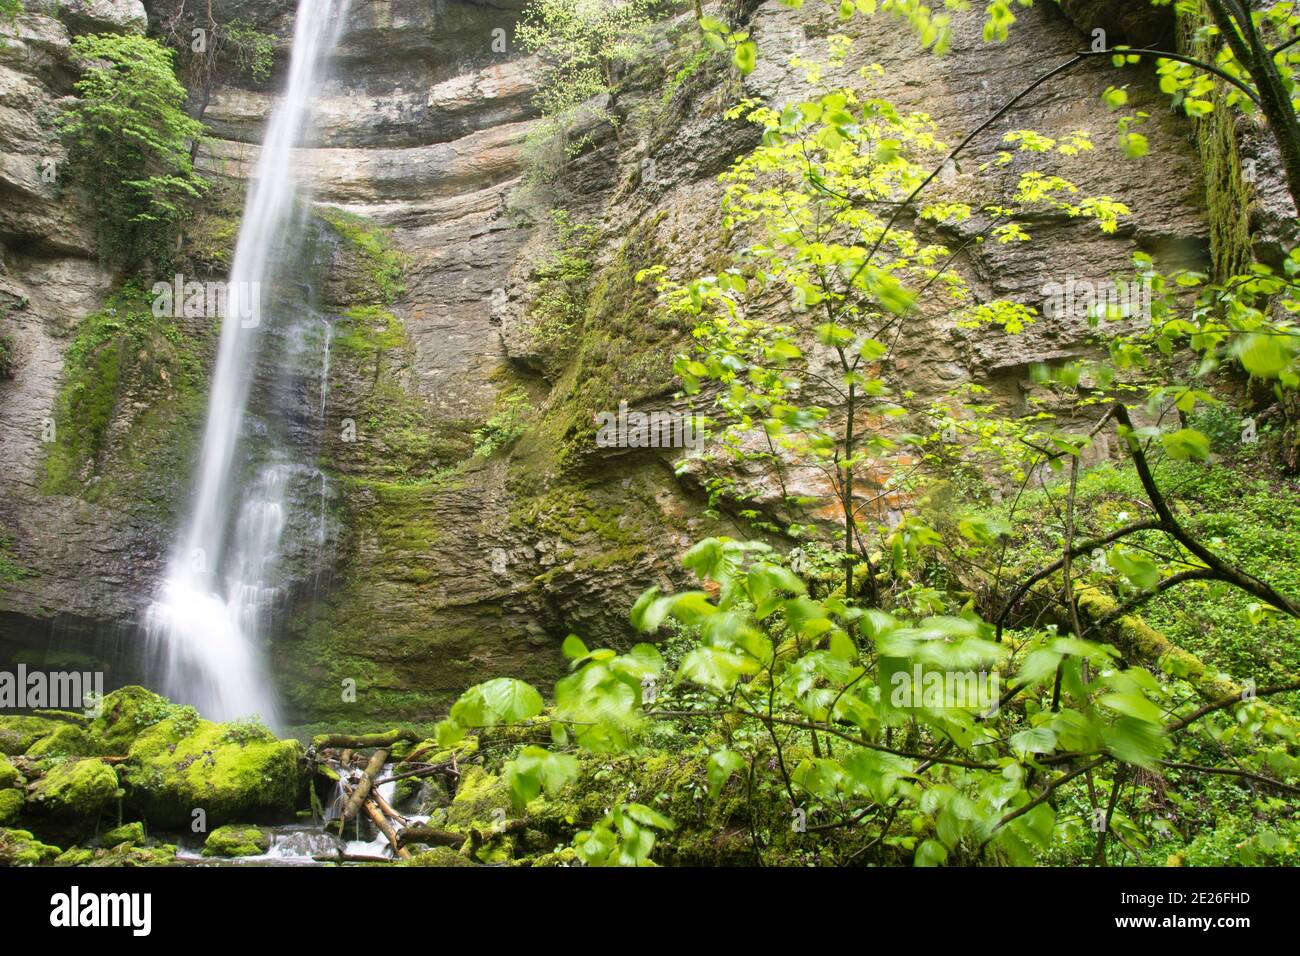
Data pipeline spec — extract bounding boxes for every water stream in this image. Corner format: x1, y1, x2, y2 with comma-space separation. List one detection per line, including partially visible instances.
142, 0, 351, 724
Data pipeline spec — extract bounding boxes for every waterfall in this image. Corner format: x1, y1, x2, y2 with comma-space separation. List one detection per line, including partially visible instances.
143, 0, 350, 724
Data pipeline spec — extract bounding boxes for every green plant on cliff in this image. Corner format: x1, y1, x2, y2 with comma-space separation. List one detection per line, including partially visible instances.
158, 4, 277, 121
42, 284, 205, 500
473, 389, 535, 458
527, 210, 600, 348
0, 0, 20, 29
517, 0, 673, 172
321, 207, 407, 306
58, 33, 208, 265
643, 39, 1125, 602
0, 0, 20, 50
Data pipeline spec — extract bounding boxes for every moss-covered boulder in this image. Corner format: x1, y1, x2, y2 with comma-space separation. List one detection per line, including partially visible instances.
0, 788, 22, 826
443, 764, 511, 831
99, 821, 145, 848
202, 824, 270, 858
398, 846, 477, 867
89, 685, 183, 755
53, 847, 95, 866
88, 842, 178, 867
28, 758, 122, 819
26, 723, 100, 759
0, 715, 61, 755
122, 717, 302, 826
0, 754, 19, 790
0, 828, 61, 866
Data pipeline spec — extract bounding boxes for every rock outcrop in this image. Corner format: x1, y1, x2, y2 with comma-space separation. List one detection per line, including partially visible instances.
0, 0, 1255, 723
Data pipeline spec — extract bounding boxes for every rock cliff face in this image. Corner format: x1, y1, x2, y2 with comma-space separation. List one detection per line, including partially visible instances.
0, 0, 1235, 720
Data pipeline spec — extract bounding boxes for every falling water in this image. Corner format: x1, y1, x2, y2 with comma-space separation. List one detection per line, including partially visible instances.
144, 0, 350, 723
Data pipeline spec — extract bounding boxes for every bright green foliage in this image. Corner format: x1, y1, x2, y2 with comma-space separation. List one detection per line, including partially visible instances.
516, 0, 667, 168
526, 210, 599, 350
574, 801, 675, 865
638, 40, 1123, 582
58, 34, 208, 264
436, 15, 1300, 867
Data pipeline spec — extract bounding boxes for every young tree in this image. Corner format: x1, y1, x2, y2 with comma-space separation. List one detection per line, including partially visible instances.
516, 0, 669, 156
58, 34, 208, 265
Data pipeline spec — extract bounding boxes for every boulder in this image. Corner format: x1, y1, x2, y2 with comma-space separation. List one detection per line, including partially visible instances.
25, 722, 99, 758
98, 820, 145, 847
87, 841, 177, 866
121, 717, 302, 827
0, 754, 19, 789
28, 757, 121, 818
0, 788, 22, 826
0, 715, 61, 755
0, 827, 60, 866
55, 0, 147, 36
88, 685, 179, 754
202, 824, 270, 858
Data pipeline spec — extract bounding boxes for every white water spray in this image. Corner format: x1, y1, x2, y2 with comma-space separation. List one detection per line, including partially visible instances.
144, 0, 350, 723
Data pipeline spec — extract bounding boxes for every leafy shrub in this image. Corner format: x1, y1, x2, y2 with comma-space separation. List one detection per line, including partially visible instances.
58, 33, 207, 265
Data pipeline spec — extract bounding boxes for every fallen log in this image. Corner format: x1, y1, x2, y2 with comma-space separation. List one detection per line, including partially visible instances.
312, 728, 421, 750
338, 749, 387, 832
364, 800, 411, 860
372, 786, 407, 827
396, 826, 467, 849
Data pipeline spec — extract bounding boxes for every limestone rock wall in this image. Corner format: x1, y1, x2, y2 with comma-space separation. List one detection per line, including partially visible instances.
0, 0, 1235, 721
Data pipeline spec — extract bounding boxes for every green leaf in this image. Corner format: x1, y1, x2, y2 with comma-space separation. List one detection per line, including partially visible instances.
1010, 727, 1057, 758
679, 646, 759, 691
1237, 332, 1289, 378
1161, 428, 1209, 461
733, 41, 757, 75
625, 802, 675, 831
914, 839, 948, 866
1099, 691, 1164, 725
450, 677, 543, 727
707, 748, 746, 798
561, 634, 589, 661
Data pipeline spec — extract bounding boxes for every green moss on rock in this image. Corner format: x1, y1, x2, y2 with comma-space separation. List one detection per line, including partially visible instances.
442, 764, 514, 835
41, 286, 207, 512
26, 723, 99, 759
398, 846, 476, 867
29, 758, 121, 818
54, 847, 95, 866
0, 827, 61, 866
99, 821, 145, 848
88, 842, 178, 867
122, 717, 302, 826
202, 824, 270, 857
0, 754, 19, 789
0, 788, 22, 826
90, 685, 191, 755
0, 715, 61, 755
320, 207, 407, 306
